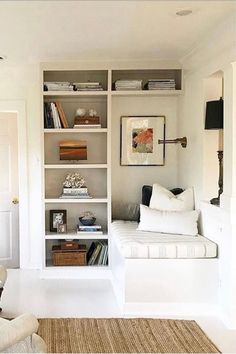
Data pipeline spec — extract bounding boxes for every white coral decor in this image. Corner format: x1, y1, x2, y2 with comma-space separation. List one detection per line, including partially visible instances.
63, 173, 86, 188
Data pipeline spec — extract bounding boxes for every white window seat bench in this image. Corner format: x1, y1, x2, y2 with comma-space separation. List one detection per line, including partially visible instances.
111, 221, 219, 317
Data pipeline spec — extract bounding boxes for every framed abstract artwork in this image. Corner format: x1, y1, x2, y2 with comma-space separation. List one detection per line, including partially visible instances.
120, 116, 165, 166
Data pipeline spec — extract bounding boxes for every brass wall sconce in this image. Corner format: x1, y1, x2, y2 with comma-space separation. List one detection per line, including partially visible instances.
158, 137, 187, 148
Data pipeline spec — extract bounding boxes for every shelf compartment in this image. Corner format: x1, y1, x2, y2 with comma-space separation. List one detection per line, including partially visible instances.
44, 164, 108, 169
44, 128, 108, 133
45, 168, 107, 199
43, 70, 108, 91
112, 69, 182, 91
45, 238, 109, 267
44, 132, 107, 165
44, 96, 107, 128
45, 203, 108, 234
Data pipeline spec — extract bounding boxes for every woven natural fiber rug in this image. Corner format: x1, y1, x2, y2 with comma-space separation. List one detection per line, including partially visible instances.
38, 318, 220, 353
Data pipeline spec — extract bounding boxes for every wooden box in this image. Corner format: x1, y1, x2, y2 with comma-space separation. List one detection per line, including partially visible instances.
59, 140, 87, 160
74, 116, 100, 125
52, 245, 87, 266
61, 241, 78, 250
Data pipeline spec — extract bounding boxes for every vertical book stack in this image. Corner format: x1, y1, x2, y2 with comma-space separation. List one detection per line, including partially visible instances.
87, 241, 108, 266
44, 102, 69, 128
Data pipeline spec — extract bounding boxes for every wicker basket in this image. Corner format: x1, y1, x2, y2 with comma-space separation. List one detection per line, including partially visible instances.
52, 245, 87, 266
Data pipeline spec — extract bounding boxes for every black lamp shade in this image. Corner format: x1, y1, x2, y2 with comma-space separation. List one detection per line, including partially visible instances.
205, 98, 223, 130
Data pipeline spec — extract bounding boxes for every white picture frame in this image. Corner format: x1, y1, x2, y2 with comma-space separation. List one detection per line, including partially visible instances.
120, 115, 165, 166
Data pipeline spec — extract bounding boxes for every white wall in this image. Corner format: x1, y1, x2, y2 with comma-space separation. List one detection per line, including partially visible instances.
178, 13, 236, 328
111, 96, 178, 205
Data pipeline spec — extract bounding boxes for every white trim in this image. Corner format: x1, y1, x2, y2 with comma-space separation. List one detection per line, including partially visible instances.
0, 100, 29, 269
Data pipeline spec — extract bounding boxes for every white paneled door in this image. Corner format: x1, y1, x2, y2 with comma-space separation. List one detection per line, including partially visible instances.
0, 112, 19, 268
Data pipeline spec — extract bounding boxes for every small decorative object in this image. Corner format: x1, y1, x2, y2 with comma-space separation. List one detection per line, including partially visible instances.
121, 116, 165, 166
50, 210, 67, 232
79, 211, 96, 226
57, 224, 67, 234
88, 109, 98, 117
60, 173, 91, 199
75, 108, 86, 117
205, 97, 224, 205
63, 173, 86, 188
59, 140, 87, 160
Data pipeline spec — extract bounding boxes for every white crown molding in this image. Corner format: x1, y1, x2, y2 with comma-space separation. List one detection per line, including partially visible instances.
180, 13, 236, 72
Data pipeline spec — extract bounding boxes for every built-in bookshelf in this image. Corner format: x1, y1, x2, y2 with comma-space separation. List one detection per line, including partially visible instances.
41, 65, 182, 276
42, 68, 111, 272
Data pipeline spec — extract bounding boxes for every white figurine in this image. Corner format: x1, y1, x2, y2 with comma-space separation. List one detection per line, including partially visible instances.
88, 109, 97, 117
63, 173, 86, 188
75, 108, 86, 117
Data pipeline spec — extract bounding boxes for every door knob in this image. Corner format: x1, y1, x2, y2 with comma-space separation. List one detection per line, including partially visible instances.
12, 198, 19, 205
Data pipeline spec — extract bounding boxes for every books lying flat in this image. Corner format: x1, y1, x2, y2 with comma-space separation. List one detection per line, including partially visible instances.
79, 225, 102, 230
63, 187, 88, 195
73, 124, 101, 129
59, 195, 92, 199
77, 224, 103, 234
73, 82, 104, 91
44, 82, 74, 91
115, 80, 142, 91
77, 231, 103, 235
145, 79, 176, 90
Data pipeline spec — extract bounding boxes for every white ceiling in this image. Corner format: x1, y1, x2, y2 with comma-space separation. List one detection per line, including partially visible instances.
0, 1, 235, 63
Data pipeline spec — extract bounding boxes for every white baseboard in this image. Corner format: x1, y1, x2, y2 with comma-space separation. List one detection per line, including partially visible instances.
40, 267, 112, 279
123, 302, 219, 318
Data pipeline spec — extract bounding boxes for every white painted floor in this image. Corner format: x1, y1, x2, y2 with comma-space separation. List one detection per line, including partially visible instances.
1, 269, 236, 353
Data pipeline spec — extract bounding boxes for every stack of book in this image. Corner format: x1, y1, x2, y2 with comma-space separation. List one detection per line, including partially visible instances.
87, 241, 108, 266
44, 102, 69, 128
146, 79, 176, 90
60, 187, 92, 199
73, 82, 103, 91
77, 224, 103, 235
115, 80, 142, 91
44, 82, 74, 91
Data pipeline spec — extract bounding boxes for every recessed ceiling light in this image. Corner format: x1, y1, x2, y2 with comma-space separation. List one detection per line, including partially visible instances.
176, 9, 193, 17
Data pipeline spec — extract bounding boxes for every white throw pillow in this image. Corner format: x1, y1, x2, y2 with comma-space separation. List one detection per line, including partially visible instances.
138, 204, 199, 236
150, 183, 194, 211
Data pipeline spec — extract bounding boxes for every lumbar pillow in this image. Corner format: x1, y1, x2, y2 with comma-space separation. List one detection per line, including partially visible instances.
138, 204, 198, 236
150, 183, 194, 211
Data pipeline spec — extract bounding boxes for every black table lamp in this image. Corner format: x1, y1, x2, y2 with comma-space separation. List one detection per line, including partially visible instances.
205, 97, 224, 205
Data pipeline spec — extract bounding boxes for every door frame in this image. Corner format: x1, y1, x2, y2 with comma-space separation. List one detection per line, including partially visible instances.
0, 100, 29, 268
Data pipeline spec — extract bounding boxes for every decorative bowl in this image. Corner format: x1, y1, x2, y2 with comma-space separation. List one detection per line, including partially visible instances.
79, 216, 96, 226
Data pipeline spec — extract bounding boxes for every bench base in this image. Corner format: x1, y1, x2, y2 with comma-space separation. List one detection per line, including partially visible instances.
112, 239, 219, 316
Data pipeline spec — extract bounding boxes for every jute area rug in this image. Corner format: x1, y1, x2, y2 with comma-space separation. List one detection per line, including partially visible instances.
38, 318, 220, 353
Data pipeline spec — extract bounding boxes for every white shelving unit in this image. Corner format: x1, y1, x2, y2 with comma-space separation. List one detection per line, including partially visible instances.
41, 65, 182, 277
42, 68, 111, 274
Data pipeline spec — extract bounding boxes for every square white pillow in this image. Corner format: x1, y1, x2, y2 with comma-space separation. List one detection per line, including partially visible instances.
150, 183, 194, 211
138, 204, 199, 236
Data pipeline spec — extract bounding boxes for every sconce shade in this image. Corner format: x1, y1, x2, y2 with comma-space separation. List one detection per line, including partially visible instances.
205, 98, 223, 130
